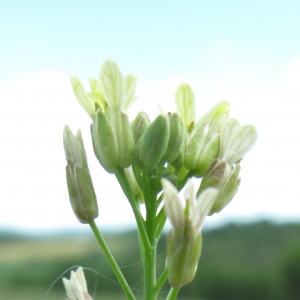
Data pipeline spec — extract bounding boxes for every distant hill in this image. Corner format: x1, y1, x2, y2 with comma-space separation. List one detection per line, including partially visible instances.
0, 221, 299, 300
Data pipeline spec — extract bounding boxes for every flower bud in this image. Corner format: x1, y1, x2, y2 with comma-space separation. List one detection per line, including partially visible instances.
198, 160, 241, 215
163, 113, 185, 163
115, 111, 135, 168
63, 126, 98, 223
184, 122, 220, 176
91, 110, 118, 173
131, 112, 151, 143
139, 114, 170, 166
124, 166, 144, 203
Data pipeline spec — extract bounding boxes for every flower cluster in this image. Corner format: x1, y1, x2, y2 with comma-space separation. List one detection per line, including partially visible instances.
63, 59, 258, 290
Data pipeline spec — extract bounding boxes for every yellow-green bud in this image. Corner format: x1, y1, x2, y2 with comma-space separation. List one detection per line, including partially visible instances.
63, 126, 98, 223
163, 113, 185, 163
139, 114, 170, 167
131, 112, 151, 143
198, 160, 241, 215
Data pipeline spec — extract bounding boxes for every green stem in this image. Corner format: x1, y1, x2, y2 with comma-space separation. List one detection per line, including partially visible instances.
143, 165, 158, 300
166, 287, 179, 300
88, 220, 136, 300
155, 206, 166, 240
115, 168, 151, 251
154, 267, 168, 293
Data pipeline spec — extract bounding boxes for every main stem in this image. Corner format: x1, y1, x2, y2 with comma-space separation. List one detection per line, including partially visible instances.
143, 163, 164, 300
88, 220, 136, 300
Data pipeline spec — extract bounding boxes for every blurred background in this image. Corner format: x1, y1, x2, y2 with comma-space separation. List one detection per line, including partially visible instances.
0, 1, 299, 299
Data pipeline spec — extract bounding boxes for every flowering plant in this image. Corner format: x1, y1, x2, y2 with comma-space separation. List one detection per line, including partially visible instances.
62, 59, 257, 299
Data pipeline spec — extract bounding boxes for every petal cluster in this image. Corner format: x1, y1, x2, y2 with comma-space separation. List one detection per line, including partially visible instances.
62, 267, 93, 300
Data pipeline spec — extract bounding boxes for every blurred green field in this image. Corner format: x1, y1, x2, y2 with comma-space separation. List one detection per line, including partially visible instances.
0, 221, 300, 300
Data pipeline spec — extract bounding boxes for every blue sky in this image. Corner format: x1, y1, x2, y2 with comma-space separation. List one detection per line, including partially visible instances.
0, 1, 300, 231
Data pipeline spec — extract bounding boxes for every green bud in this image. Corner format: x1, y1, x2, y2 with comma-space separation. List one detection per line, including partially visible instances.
194, 133, 220, 177
133, 137, 144, 169
124, 166, 144, 203
164, 113, 185, 163
131, 112, 151, 143
167, 230, 202, 288
139, 114, 170, 167
115, 111, 135, 168
170, 142, 186, 171
184, 122, 219, 176
91, 110, 118, 173
63, 126, 98, 223
184, 122, 209, 171
198, 160, 241, 215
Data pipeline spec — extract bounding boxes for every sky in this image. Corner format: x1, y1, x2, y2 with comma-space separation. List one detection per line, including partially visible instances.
0, 0, 300, 232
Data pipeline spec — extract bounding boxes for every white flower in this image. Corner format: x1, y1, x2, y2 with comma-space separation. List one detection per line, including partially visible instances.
219, 118, 258, 166
161, 179, 218, 288
62, 267, 93, 300
162, 179, 218, 234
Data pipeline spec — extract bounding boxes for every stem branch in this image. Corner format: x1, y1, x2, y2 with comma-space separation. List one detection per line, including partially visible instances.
88, 220, 136, 300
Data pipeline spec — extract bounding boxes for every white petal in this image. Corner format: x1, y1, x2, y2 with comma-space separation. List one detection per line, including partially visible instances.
224, 125, 258, 165
75, 267, 88, 293
124, 74, 138, 110
63, 278, 76, 299
99, 59, 125, 111
174, 83, 195, 128
70, 77, 95, 118
70, 271, 85, 300
219, 118, 240, 158
162, 179, 184, 230
192, 188, 218, 231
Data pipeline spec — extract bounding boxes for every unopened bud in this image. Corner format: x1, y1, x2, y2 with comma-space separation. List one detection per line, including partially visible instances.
184, 122, 220, 176
198, 160, 241, 215
91, 110, 118, 173
131, 112, 151, 142
139, 114, 170, 166
63, 126, 98, 223
164, 113, 185, 163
